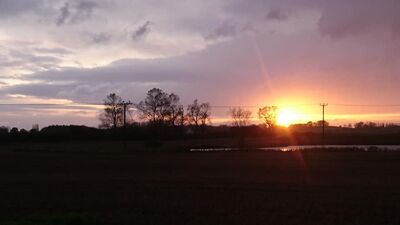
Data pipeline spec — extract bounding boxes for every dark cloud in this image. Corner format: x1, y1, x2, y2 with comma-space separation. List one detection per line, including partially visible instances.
89, 32, 112, 45
56, 2, 71, 26
204, 22, 238, 41
131, 21, 152, 41
77, 1, 97, 11
56, 0, 97, 26
266, 10, 288, 21
0, 0, 43, 17
317, 0, 400, 39
225, 0, 400, 39
74, 1, 97, 21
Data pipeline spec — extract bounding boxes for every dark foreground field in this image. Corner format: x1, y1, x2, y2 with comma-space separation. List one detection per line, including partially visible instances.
1, 145, 400, 225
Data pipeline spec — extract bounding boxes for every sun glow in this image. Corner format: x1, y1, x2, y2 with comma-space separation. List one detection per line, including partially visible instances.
276, 108, 301, 127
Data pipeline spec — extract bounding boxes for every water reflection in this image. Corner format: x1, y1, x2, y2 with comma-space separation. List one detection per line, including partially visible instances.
190, 145, 400, 152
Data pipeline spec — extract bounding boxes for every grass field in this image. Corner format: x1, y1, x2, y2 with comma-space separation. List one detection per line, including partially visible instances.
1, 143, 400, 225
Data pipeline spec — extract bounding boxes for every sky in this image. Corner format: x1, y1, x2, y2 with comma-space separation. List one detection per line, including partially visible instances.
0, 0, 400, 129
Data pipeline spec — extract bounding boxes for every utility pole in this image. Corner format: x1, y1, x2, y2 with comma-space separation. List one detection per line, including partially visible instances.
119, 101, 132, 151
320, 103, 328, 142
120, 101, 133, 127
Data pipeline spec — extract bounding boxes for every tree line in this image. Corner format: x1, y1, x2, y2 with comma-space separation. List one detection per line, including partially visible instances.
1, 87, 399, 144
99, 88, 278, 129
100, 88, 212, 129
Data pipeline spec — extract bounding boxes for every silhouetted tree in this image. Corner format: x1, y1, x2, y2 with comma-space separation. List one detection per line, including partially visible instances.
166, 93, 185, 126
176, 106, 186, 126
136, 88, 183, 126
10, 127, 19, 135
258, 106, 277, 128
230, 107, 252, 127
230, 107, 252, 148
314, 120, 329, 128
186, 99, 211, 127
354, 122, 364, 129
353, 121, 380, 129
136, 88, 168, 124
99, 93, 124, 128
366, 122, 378, 128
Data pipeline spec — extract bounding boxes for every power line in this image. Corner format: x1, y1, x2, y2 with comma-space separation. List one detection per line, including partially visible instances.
211, 103, 320, 108
0, 103, 318, 107
0, 103, 104, 106
1, 103, 400, 108
330, 104, 400, 107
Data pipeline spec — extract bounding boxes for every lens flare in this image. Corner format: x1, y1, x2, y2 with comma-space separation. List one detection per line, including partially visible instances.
276, 108, 300, 127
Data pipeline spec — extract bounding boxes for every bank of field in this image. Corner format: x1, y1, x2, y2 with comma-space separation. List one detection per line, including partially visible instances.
1, 147, 400, 225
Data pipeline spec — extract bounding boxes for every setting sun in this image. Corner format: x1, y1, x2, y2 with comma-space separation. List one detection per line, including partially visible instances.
276, 108, 300, 127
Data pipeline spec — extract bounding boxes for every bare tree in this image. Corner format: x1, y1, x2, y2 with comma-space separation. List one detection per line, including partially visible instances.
136, 88, 169, 124
186, 99, 211, 127
230, 107, 252, 127
174, 105, 186, 127
99, 93, 124, 128
230, 107, 252, 149
136, 88, 183, 126
258, 106, 277, 128
166, 93, 185, 126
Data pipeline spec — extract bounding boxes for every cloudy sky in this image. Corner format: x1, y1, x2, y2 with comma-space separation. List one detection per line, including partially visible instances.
1, 0, 400, 128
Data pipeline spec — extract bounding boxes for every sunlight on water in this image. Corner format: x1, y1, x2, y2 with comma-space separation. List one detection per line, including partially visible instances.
280, 147, 290, 152
190, 145, 400, 152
